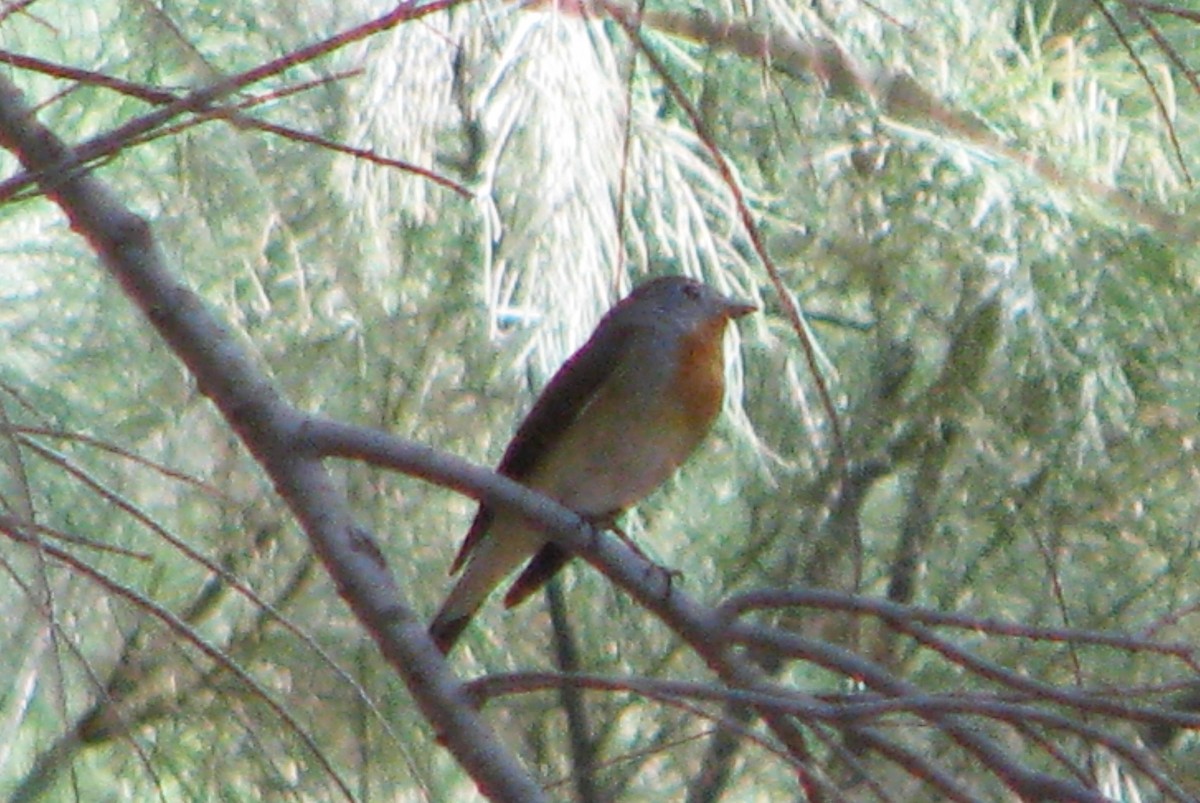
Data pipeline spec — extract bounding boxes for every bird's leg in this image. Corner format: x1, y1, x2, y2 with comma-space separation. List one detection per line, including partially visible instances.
589, 513, 683, 592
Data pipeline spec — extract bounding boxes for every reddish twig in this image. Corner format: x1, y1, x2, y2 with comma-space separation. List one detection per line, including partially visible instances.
0, 0, 471, 204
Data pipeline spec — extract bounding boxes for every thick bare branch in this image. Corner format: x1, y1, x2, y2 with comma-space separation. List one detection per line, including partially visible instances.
0, 72, 548, 803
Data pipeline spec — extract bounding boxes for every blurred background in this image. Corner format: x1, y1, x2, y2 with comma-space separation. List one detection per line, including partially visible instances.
1, 0, 1199, 798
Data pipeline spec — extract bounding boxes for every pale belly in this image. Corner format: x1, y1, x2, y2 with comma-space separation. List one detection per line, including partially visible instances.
526, 376, 713, 516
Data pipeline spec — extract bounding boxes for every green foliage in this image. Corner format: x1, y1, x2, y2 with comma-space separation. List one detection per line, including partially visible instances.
3, 0, 1200, 799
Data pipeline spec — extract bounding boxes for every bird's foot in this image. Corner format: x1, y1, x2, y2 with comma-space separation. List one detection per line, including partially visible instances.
601, 520, 683, 594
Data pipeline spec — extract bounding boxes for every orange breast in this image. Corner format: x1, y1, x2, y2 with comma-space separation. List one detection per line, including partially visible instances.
672, 317, 727, 433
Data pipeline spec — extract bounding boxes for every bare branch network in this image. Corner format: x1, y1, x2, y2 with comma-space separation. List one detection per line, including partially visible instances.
1, 1, 1199, 801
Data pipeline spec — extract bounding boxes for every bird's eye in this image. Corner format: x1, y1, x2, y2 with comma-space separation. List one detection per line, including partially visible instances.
682, 282, 702, 301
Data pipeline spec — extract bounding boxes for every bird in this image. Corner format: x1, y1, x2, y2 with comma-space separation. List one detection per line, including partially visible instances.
429, 275, 756, 654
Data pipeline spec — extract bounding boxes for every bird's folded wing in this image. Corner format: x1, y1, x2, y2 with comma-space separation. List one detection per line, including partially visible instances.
447, 322, 637, 575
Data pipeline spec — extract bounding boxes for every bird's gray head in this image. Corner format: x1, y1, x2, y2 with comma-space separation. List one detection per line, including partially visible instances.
616, 275, 756, 330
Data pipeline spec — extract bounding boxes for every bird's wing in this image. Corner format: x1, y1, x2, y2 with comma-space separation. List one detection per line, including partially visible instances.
447, 321, 635, 575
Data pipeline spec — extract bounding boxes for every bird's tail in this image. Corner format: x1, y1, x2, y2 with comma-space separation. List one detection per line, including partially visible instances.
429, 607, 472, 655
429, 532, 536, 654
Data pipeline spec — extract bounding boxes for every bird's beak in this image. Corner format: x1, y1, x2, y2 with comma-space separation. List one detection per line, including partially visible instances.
722, 295, 757, 320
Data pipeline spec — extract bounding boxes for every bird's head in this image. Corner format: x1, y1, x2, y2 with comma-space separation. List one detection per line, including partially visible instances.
619, 275, 756, 332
